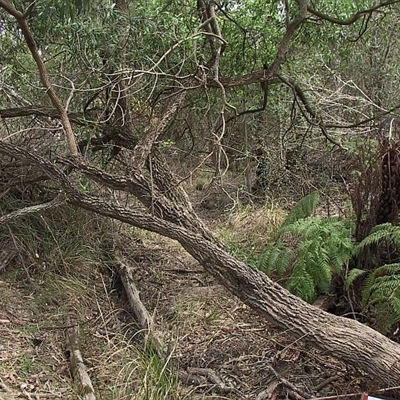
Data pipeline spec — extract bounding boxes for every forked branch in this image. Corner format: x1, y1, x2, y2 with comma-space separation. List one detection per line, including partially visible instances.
307, 0, 400, 25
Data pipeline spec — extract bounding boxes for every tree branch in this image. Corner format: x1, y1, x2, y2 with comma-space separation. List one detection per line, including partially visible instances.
0, 0, 79, 155
131, 90, 186, 169
307, 0, 400, 25
202, 0, 306, 88
0, 106, 85, 125
0, 194, 66, 225
265, 0, 308, 78
1, 140, 400, 385
278, 75, 343, 147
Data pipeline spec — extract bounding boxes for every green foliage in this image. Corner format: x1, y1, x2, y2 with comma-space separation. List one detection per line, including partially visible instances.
280, 191, 320, 228
34, 0, 91, 21
254, 242, 293, 279
250, 192, 354, 303
344, 223, 400, 332
244, 197, 400, 331
355, 223, 400, 251
344, 268, 366, 291
359, 263, 400, 333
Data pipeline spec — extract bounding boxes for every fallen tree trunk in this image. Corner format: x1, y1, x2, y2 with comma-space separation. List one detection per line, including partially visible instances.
70, 193, 400, 386
117, 259, 164, 353
1, 141, 400, 387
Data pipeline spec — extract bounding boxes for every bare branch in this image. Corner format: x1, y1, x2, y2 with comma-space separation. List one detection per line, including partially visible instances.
278, 75, 343, 147
324, 103, 400, 129
0, 106, 86, 125
266, 0, 308, 78
117, 259, 164, 352
131, 90, 186, 168
0, 194, 66, 225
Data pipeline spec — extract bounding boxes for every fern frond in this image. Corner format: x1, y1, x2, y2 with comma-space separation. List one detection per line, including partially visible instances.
355, 223, 400, 253
345, 268, 367, 291
257, 243, 293, 276
286, 265, 316, 303
370, 276, 400, 295
280, 192, 320, 228
275, 247, 294, 278
376, 295, 400, 333
311, 252, 332, 294
372, 263, 400, 277
361, 272, 377, 308
280, 215, 319, 237
388, 296, 400, 326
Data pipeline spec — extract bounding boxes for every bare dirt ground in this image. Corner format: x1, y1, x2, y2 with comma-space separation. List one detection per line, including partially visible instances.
0, 280, 75, 399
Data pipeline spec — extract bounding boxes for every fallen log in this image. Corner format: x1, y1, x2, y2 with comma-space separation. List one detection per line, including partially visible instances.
70, 192, 400, 388
116, 258, 164, 353
66, 319, 96, 400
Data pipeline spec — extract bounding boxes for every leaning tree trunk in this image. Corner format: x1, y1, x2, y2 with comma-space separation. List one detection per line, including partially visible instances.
1, 141, 400, 387
70, 190, 400, 387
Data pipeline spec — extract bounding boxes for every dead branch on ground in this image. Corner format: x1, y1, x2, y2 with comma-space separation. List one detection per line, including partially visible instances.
66, 319, 96, 400
116, 258, 164, 353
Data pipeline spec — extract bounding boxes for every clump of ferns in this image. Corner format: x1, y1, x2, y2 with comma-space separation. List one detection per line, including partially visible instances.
252, 192, 355, 303
346, 223, 400, 332
248, 192, 400, 332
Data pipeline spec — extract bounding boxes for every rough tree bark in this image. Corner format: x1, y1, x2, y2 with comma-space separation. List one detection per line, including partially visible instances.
0, 141, 400, 387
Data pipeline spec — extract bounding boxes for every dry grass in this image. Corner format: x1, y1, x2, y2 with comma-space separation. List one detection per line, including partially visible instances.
0, 280, 76, 399
219, 200, 286, 248
0, 204, 183, 400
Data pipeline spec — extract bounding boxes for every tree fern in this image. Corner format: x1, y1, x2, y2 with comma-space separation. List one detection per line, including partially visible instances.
257, 243, 293, 278
286, 261, 316, 303
343, 223, 400, 331
386, 296, 400, 332
344, 268, 366, 291
355, 223, 400, 252
235, 193, 354, 304
358, 263, 400, 332
251, 195, 400, 330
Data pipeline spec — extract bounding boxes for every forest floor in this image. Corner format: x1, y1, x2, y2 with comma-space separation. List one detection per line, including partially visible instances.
0, 198, 391, 400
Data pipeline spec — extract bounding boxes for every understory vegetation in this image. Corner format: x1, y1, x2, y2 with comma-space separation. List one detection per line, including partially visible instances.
0, 204, 181, 399
228, 190, 400, 334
